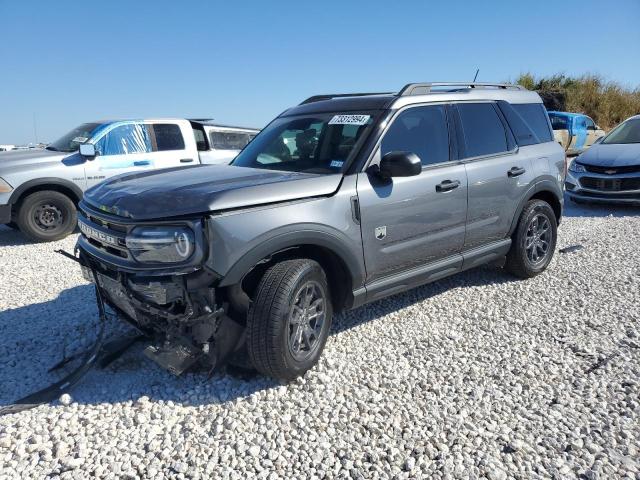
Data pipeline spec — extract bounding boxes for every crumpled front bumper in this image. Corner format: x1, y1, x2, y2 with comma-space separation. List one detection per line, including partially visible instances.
77, 247, 244, 375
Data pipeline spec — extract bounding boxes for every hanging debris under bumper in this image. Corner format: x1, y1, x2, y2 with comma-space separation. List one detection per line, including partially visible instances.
78, 251, 245, 376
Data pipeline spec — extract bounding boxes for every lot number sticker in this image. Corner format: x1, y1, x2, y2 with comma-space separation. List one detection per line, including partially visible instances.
328, 115, 370, 125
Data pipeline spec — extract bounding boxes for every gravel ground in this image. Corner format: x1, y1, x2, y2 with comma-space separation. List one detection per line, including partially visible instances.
1, 197, 639, 479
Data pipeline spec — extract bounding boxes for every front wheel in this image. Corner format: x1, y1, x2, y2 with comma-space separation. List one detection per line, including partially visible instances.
246, 259, 333, 381
505, 199, 557, 278
16, 191, 77, 242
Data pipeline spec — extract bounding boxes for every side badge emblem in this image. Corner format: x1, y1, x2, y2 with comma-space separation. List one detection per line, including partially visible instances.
375, 226, 387, 240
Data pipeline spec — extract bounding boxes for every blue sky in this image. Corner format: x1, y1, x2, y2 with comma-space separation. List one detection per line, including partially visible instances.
1, 0, 638, 144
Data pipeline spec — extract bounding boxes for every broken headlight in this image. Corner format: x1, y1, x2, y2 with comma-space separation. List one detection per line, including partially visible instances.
126, 226, 195, 263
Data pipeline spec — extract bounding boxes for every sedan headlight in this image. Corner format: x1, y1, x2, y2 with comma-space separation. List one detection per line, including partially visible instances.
0, 177, 13, 193
568, 160, 586, 173
126, 226, 195, 263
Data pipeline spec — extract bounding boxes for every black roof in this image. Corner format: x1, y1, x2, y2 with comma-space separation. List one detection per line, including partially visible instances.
282, 94, 396, 117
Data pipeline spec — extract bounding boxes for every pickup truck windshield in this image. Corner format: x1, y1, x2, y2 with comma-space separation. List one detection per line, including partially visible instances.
602, 118, 640, 145
46, 123, 102, 152
232, 113, 375, 173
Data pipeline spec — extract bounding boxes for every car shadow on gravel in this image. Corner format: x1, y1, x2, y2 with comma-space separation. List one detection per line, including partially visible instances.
331, 265, 516, 335
0, 225, 31, 246
0, 265, 516, 411
0, 284, 279, 410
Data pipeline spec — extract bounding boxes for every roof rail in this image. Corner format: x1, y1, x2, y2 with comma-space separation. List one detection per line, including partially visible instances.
299, 92, 393, 105
398, 82, 525, 96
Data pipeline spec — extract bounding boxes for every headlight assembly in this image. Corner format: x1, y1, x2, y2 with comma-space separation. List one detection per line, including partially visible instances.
568, 160, 586, 174
126, 226, 195, 263
0, 178, 13, 193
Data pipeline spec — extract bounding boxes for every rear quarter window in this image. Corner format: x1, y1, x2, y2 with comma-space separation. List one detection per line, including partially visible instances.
511, 104, 553, 142
210, 131, 253, 150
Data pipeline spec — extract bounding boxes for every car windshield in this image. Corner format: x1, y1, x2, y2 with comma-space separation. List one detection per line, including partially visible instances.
602, 118, 640, 145
231, 113, 375, 173
46, 123, 102, 152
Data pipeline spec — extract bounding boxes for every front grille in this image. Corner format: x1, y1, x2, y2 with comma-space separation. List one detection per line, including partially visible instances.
582, 163, 640, 175
85, 214, 128, 233
78, 211, 130, 259
580, 176, 640, 192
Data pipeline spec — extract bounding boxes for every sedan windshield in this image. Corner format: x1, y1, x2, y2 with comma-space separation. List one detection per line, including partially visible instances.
602, 118, 640, 145
231, 113, 375, 173
46, 123, 102, 152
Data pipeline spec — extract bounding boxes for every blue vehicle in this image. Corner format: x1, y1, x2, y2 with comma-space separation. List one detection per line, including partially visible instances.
548, 111, 605, 155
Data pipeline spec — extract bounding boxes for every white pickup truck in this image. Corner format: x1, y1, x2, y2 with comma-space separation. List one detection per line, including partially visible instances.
0, 118, 259, 241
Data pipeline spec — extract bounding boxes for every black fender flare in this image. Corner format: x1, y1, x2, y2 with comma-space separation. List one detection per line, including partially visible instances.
216, 227, 366, 290
8, 177, 84, 206
507, 178, 563, 236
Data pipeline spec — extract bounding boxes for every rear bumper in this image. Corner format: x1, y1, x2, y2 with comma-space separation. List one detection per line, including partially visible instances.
0, 203, 11, 224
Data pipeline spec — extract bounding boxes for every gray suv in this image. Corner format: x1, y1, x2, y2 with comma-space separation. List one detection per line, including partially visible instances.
75, 82, 565, 381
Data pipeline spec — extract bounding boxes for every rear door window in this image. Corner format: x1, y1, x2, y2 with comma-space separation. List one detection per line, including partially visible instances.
381, 104, 450, 166
210, 131, 253, 150
511, 104, 553, 142
151, 124, 185, 151
456, 103, 509, 158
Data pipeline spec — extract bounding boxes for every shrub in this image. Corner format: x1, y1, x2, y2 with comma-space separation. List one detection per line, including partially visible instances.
514, 73, 640, 130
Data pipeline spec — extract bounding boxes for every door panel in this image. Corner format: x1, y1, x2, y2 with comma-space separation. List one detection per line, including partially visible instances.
464, 152, 534, 249
357, 165, 467, 283
453, 101, 536, 249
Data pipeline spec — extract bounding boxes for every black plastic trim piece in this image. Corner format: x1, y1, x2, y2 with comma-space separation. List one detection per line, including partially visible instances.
8, 177, 84, 206
217, 228, 366, 290
0, 203, 11, 224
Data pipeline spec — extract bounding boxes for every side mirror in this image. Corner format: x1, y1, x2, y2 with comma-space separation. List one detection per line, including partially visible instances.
378, 151, 422, 179
79, 143, 96, 159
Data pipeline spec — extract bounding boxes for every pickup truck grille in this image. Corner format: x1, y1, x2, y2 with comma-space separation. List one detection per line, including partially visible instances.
580, 176, 640, 192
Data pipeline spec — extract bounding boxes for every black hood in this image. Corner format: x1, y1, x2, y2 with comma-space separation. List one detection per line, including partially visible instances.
83, 164, 343, 220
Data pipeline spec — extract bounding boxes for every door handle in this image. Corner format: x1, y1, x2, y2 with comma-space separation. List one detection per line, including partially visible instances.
507, 166, 526, 177
133, 160, 151, 166
180, 158, 194, 163
435, 179, 460, 192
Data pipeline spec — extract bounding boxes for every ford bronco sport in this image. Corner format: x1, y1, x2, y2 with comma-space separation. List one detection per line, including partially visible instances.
75, 82, 565, 381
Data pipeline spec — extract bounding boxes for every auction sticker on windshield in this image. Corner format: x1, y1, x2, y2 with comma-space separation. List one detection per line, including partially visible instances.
328, 115, 370, 125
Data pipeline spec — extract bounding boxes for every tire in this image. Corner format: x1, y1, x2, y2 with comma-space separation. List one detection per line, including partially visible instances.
505, 199, 557, 279
16, 191, 77, 242
246, 259, 333, 381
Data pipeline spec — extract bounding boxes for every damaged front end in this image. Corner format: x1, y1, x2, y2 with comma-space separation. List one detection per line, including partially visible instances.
76, 202, 245, 376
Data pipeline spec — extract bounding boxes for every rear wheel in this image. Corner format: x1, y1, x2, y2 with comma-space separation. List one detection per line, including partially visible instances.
505, 199, 557, 278
16, 191, 77, 242
246, 259, 332, 381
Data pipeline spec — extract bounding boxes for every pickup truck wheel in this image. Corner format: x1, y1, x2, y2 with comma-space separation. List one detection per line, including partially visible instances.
246, 259, 333, 381
16, 191, 77, 242
505, 199, 557, 278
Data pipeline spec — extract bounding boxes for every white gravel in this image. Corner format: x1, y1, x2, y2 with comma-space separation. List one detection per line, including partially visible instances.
1, 197, 639, 479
